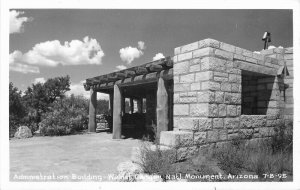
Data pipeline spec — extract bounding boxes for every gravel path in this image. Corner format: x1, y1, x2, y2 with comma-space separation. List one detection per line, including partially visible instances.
10, 132, 141, 182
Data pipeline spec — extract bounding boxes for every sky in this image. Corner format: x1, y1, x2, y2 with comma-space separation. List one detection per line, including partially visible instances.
9, 9, 293, 99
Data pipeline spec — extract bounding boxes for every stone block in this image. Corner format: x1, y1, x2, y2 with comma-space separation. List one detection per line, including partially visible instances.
190, 103, 209, 116
193, 132, 207, 145
195, 71, 212, 82
214, 77, 228, 82
174, 76, 179, 83
181, 41, 199, 53
220, 82, 231, 91
180, 73, 195, 83
160, 131, 193, 147
215, 49, 233, 60
214, 72, 228, 77
240, 115, 267, 128
190, 82, 201, 91
174, 61, 190, 74
231, 83, 241, 92
224, 118, 239, 129
242, 50, 253, 57
193, 47, 214, 58
227, 105, 237, 116
257, 127, 275, 137
215, 91, 224, 103
208, 104, 218, 117
189, 64, 201, 72
207, 130, 227, 142
198, 38, 220, 48
198, 118, 212, 131
208, 57, 227, 71
174, 47, 181, 55
177, 146, 198, 161
239, 129, 254, 139
197, 91, 214, 103
174, 104, 189, 116
228, 133, 240, 140
174, 83, 190, 92
245, 57, 258, 63
209, 81, 221, 91
235, 47, 243, 54
178, 52, 193, 62
218, 104, 227, 117
220, 42, 235, 52
234, 54, 246, 60
213, 118, 224, 129
176, 117, 199, 131
224, 92, 241, 104
228, 74, 241, 83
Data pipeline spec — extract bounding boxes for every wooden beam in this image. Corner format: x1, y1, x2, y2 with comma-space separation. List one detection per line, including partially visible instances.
135, 67, 148, 75
148, 64, 163, 72
156, 78, 168, 140
124, 70, 136, 77
113, 85, 122, 139
88, 88, 97, 132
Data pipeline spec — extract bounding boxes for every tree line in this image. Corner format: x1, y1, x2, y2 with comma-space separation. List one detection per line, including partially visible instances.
9, 75, 109, 137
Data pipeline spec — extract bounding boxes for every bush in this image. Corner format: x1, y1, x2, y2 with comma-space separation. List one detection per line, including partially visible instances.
213, 142, 247, 175
39, 97, 88, 136
137, 142, 177, 181
271, 121, 293, 153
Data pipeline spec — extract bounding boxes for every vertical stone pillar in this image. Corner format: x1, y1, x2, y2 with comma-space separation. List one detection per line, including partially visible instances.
137, 98, 143, 113
156, 78, 169, 140
88, 88, 97, 133
130, 98, 134, 113
113, 85, 122, 139
109, 93, 113, 117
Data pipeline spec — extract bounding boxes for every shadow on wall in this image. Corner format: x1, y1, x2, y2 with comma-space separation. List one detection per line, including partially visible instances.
241, 70, 276, 115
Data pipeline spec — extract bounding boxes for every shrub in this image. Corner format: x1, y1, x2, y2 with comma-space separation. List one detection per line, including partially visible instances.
271, 121, 293, 153
213, 141, 247, 175
137, 142, 177, 181
39, 97, 88, 136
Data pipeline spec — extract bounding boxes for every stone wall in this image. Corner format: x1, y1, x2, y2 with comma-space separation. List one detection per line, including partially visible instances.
160, 38, 292, 160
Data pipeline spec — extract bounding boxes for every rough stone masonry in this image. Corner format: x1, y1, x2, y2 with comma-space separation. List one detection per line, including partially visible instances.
160, 38, 293, 160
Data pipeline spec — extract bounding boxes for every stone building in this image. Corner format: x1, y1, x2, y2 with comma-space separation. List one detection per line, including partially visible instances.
84, 38, 293, 159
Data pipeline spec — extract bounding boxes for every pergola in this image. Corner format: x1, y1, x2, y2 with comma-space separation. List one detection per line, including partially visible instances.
83, 57, 174, 139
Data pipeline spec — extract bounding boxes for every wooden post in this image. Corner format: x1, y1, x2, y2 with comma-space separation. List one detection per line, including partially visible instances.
130, 98, 134, 113
137, 98, 143, 113
88, 88, 97, 132
156, 77, 168, 140
109, 93, 113, 117
113, 85, 122, 139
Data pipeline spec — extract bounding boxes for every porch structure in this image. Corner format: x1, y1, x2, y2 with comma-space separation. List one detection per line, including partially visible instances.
84, 57, 174, 140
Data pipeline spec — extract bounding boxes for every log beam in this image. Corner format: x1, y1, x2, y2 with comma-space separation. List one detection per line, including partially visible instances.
156, 77, 169, 140
88, 88, 97, 132
113, 85, 122, 139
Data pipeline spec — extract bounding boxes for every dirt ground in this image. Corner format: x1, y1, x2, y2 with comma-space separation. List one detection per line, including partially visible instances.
10, 132, 141, 182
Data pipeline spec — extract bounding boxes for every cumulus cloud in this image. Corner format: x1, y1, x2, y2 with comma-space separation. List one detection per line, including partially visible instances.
33, 77, 46, 84
119, 41, 145, 64
253, 51, 261, 54
9, 51, 40, 73
9, 36, 105, 73
66, 80, 108, 100
10, 10, 32, 34
152, 53, 165, 61
138, 41, 146, 50
116, 65, 127, 70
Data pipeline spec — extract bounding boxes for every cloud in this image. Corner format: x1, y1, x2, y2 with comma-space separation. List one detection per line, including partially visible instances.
152, 53, 165, 61
138, 41, 146, 50
9, 36, 105, 72
9, 51, 40, 73
116, 65, 127, 70
253, 51, 261, 54
66, 80, 108, 100
119, 41, 145, 64
33, 77, 46, 84
10, 10, 32, 34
